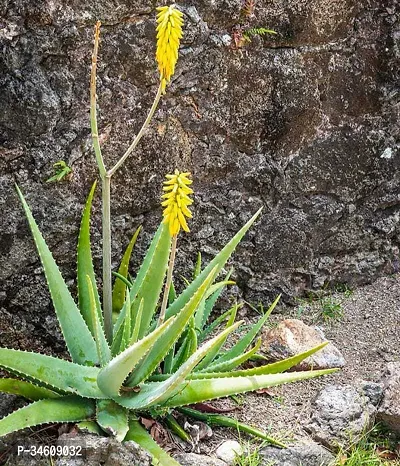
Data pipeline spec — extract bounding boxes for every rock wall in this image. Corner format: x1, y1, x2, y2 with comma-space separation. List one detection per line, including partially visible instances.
0, 0, 399, 350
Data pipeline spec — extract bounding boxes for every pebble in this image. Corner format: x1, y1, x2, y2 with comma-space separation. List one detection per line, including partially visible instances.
215, 440, 243, 465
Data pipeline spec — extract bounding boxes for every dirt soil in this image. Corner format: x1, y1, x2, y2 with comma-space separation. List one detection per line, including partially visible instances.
200, 274, 400, 451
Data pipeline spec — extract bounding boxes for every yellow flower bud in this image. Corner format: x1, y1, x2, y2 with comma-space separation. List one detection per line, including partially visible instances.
162, 169, 193, 236
156, 5, 184, 93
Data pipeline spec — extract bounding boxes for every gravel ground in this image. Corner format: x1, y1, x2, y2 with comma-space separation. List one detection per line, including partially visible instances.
201, 274, 400, 452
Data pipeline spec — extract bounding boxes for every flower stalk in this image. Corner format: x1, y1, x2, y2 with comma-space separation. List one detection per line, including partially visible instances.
158, 170, 193, 326
90, 9, 184, 341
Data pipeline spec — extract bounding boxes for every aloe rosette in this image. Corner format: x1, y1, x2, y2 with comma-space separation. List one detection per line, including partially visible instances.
0, 178, 337, 466
0, 6, 337, 464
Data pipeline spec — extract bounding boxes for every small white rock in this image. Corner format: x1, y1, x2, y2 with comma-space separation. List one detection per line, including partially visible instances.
216, 440, 243, 465
380, 147, 393, 159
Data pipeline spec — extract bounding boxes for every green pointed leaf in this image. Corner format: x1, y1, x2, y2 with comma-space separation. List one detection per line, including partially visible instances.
0, 348, 104, 398
216, 341, 331, 377
126, 266, 218, 388
194, 298, 206, 332
76, 421, 104, 435
168, 281, 177, 304
171, 337, 189, 373
130, 297, 144, 345
113, 224, 170, 341
0, 378, 60, 401
97, 317, 174, 399
77, 182, 103, 332
193, 252, 202, 279
162, 208, 262, 323
125, 419, 181, 466
130, 223, 171, 340
164, 413, 191, 442
178, 406, 286, 448
120, 288, 132, 353
202, 337, 262, 373
86, 275, 111, 365
114, 321, 242, 410
195, 302, 239, 371
171, 319, 197, 372
215, 294, 280, 364
199, 307, 233, 342
111, 321, 124, 357
153, 342, 331, 381
112, 226, 141, 313
159, 369, 338, 408
0, 396, 95, 437
16, 185, 98, 366
202, 269, 234, 328
96, 400, 128, 441
163, 344, 175, 375
112, 272, 133, 290
194, 278, 234, 332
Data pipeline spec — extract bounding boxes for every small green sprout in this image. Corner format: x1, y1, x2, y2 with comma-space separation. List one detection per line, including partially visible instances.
243, 27, 277, 42
46, 161, 72, 183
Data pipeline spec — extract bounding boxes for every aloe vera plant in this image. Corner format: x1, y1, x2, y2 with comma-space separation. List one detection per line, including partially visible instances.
0, 6, 337, 466
0, 182, 336, 464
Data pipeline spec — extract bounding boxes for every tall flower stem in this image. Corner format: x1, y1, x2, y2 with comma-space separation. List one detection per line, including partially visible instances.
102, 175, 112, 341
90, 22, 163, 343
90, 22, 106, 179
107, 83, 162, 177
158, 234, 177, 326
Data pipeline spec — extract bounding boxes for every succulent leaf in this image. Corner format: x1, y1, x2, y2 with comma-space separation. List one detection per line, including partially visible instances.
96, 399, 128, 441
16, 185, 99, 366
193, 251, 202, 279
112, 226, 141, 314
113, 224, 171, 341
113, 321, 242, 410
120, 288, 132, 352
0, 378, 60, 401
218, 341, 331, 377
126, 266, 219, 388
201, 269, 234, 328
214, 294, 280, 364
76, 421, 105, 436
195, 302, 239, 371
151, 342, 332, 382
0, 348, 104, 398
157, 369, 338, 408
77, 182, 103, 331
178, 406, 286, 448
194, 278, 234, 331
86, 275, 111, 365
129, 297, 144, 345
0, 396, 95, 437
97, 317, 174, 398
125, 419, 181, 466
202, 337, 262, 373
130, 223, 171, 340
199, 307, 234, 342
162, 208, 262, 323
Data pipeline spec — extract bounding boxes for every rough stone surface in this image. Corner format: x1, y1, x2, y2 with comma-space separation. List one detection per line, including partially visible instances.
174, 452, 227, 466
259, 440, 335, 466
4, 434, 151, 465
215, 440, 243, 465
305, 383, 381, 450
262, 318, 346, 369
0, 0, 399, 351
377, 362, 400, 434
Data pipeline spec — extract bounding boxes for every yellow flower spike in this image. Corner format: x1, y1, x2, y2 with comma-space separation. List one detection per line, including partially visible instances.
162, 170, 193, 236
156, 5, 184, 94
